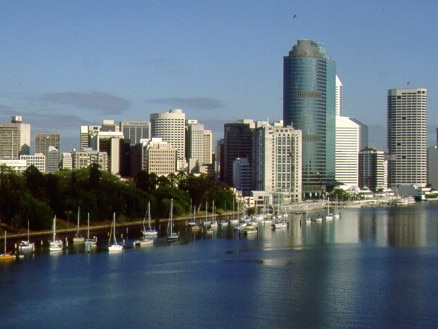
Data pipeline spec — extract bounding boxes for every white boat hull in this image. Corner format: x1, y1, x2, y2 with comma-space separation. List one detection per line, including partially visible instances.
108, 244, 123, 252
49, 240, 63, 251
134, 238, 154, 247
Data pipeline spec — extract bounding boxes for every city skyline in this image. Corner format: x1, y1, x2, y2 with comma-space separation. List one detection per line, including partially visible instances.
0, 1, 436, 152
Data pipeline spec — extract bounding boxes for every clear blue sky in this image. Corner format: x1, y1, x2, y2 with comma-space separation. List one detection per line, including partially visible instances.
1, 0, 437, 151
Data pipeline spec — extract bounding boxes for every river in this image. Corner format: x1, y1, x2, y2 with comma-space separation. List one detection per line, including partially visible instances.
1, 202, 438, 328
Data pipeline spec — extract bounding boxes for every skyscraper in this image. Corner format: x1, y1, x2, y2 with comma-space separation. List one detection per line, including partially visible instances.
35, 133, 61, 154
335, 116, 361, 188
223, 119, 255, 188
283, 39, 336, 198
150, 109, 186, 170
253, 121, 302, 202
387, 88, 427, 188
120, 121, 151, 145
359, 147, 387, 192
0, 116, 30, 159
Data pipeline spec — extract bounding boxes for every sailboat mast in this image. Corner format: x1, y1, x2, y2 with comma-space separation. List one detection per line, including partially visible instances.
170, 199, 173, 235
53, 216, 56, 241
77, 207, 80, 234
148, 201, 151, 228
87, 213, 90, 239
113, 212, 117, 244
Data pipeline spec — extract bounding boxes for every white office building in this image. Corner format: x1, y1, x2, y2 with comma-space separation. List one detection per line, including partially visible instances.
142, 138, 177, 176
150, 109, 186, 170
253, 121, 302, 203
335, 116, 361, 188
388, 88, 427, 189
20, 153, 46, 172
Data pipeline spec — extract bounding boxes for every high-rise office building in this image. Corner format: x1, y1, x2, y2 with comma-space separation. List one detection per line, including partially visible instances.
61, 152, 73, 170
253, 122, 302, 202
120, 121, 151, 145
283, 39, 336, 198
72, 149, 108, 170
35, 133, 61, 154
186, 120, 206, 163
387, 88, 427, 189
335, 75, 343, 116
223, 119, 255, 188
96, 131, 124, 175
80, 125, 100, 151
203, 130, 213, 165
20, 153, 46, 172
142, 138, 177, 176
46, 146, 60, 173
186, 120, 213, 173
335, 116, 361, 188
0, 116, 30, 159
359, 147, 387, 192
428, 130, 438, 189
150, 109, 186, 170
233, 157, 252, 195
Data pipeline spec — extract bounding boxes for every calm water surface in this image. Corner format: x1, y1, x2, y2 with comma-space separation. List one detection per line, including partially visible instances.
2, 203, 438, 328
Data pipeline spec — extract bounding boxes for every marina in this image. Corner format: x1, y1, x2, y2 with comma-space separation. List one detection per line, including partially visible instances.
2, 202, 438, 328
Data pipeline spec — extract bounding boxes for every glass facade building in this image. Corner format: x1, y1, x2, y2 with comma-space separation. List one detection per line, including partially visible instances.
283, 40, 336, 198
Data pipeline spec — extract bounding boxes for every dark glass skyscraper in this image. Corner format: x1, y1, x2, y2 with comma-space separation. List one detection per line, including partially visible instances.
223, 120, 254, 188
283, 39, 336, 198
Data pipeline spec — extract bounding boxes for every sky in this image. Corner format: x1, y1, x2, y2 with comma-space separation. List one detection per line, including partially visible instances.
0, 0, 437, 152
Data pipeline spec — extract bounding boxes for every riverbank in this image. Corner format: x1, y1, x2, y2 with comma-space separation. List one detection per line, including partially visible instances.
1, 210, 238, 240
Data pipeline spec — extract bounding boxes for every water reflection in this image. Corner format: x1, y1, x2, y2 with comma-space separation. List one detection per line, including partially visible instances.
298, 204, 433, 247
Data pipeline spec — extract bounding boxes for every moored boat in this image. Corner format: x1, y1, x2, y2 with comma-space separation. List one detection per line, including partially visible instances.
73, 207, 85, 243
84, 213, 97, 247
143, 202, 158, 238
0, 230, 16, 262
167, 199, 179, 242
49, 216, 63, 252
272, 219, 288, 229
19, 220, 35, 252
108, 213, 123, 252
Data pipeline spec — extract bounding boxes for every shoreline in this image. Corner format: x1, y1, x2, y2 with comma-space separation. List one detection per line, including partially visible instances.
2, 211, 237, 240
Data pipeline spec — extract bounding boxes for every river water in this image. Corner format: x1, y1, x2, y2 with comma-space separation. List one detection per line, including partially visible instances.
1, 203, 438, 328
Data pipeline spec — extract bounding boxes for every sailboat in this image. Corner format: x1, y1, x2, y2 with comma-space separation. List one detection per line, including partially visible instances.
84, 213, 97, 247
333, 196, 341, 219
49, 216, 63, 251
19, 220, 35, 252
210, 201, 218, 228
134, 204, 155, 247
190, 206, 200, 232
167, 199, 179, 242
0, 230, 16, 261
325, 197, 334, 221
202, 202, 211, 227
73, 207, 85, 243
108, 212, 123, 252
143, 202, 158, 237
229, 199, 239, 225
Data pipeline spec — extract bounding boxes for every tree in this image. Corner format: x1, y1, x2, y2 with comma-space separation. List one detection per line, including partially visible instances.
23, 165, 46, 201
134, 171, 158, 193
